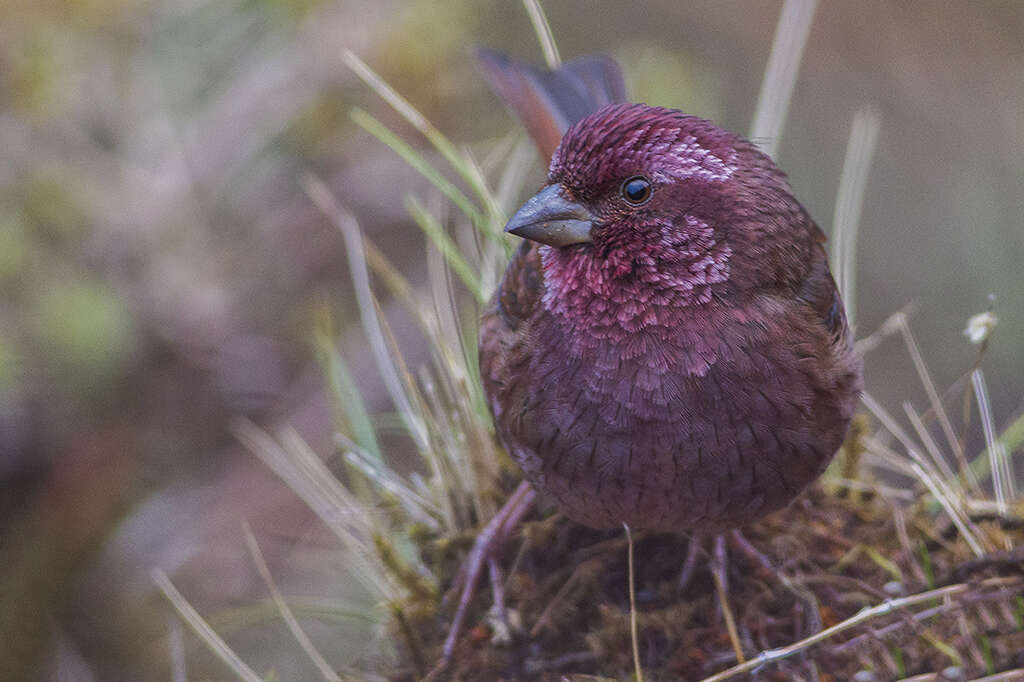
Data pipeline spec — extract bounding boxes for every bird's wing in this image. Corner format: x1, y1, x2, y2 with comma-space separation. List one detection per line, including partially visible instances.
478, 239, 544, 404
475, 48, 627, 160
796, 228, 847, 342
491, 239, 543, 331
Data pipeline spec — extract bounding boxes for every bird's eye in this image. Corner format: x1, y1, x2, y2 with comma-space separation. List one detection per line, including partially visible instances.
621, 176, 652, 205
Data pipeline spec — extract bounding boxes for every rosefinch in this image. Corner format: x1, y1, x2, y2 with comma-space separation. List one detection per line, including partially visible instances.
443, 48, 862, 662
479, 50, 861, 532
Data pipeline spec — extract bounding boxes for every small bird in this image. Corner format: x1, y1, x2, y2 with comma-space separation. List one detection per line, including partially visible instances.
442, 50, 862, 662
478, 50, 862, 534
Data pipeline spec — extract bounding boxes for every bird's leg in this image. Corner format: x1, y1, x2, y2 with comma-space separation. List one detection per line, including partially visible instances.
441, 480, 536, 662
728, 529, 824, 636
677, 534, 704, 591
728, 529, 777, 576
486, 557, 512, 643
711, 533, 746, 664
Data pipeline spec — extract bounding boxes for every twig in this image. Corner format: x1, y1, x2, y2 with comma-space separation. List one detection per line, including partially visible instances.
968, 669, 1024, 681
699, 582, 971, 681
830, 583, 1019, 654
529, 556, 605, 637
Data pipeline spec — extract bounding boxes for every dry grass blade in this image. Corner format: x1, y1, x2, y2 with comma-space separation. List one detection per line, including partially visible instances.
973, 368, 1015, 517
861, 391, 986, 557
349, 108, 488, 230
303, 173, 430, 452
750, 0, 819, 157
523, 0, 561, 68
313, 308, 383, 472
898, 314, 978, 491
168, 616, 186, 682
241, 522, 346, 682
831, 106, 881, 328
234, 419, 400, 600
904, 400, 959, 487
968, 411, 1024, 487
969, 671, 1024, 681
151, 569, 264, 682
337, 437, 442, 529
407, 195, 486, 302
622, 523, 644, 682
341, 50, 493, 210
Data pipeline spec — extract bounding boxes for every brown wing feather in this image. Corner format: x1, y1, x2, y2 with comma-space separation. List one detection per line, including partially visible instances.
479, 240, 543, 407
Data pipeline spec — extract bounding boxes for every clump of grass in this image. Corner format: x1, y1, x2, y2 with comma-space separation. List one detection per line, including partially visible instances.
154, 2, 1024, 680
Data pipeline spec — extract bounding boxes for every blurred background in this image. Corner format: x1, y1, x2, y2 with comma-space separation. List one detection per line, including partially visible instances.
0, 1, 1021, 679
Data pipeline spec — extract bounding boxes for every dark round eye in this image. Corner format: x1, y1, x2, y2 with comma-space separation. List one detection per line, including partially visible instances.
621, 176, 652, 205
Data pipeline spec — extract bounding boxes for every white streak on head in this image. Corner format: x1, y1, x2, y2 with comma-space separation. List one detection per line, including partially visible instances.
650, 135, 737, 184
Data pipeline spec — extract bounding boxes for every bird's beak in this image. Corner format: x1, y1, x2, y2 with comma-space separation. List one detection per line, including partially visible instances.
504, 184, 594, 247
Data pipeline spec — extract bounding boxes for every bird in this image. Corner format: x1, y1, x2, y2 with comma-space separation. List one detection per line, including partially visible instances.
478, 51, 861, 533
442, 48, 862, 660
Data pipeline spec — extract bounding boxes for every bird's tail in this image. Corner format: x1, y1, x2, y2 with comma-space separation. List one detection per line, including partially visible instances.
474, 48, 627, 161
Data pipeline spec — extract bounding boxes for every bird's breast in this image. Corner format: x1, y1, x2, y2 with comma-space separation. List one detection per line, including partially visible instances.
492, 298, 853, 531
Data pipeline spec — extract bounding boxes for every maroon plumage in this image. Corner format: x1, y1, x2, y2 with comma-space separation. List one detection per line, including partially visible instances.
478, 55, 861, 533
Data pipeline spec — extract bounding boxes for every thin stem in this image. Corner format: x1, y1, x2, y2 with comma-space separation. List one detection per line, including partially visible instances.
750, 0, 818, 157
699, 582, 971, 681
152, 570, 263, 682
241, 523, 345, 682
712, 535, 745, 665
831, 106, 880, 329
302, 174, 431, 453
523, 0, 561, 68
623, 523, 644, 682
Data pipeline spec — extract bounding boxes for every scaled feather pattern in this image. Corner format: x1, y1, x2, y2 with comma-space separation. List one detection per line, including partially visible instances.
479, 56, 862, 532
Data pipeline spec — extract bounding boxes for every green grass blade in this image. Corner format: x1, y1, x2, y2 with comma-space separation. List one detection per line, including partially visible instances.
967, 411, 1024, 484
303, 174, 430, 452
313, 313, 382, 464
342, 51, 496, 213
406, 196, 485, 303
350, 108, 487, 229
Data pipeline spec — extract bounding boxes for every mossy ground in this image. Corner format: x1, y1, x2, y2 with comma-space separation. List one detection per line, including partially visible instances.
391, 477, 1024, 681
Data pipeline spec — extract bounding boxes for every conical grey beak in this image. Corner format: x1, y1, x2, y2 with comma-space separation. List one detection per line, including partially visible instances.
505, 184, 594, 247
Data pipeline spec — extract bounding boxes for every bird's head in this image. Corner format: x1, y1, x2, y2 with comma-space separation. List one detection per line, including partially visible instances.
505, 103, 813, 301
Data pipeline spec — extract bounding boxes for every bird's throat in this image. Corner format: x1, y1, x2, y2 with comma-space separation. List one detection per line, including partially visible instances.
539, 222, 732, 335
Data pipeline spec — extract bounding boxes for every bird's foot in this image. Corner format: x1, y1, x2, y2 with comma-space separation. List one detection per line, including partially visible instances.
727, 529, 779, 578
727, 529, 824, 637
677, 532, 776, 664
439, 480, 536, 665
